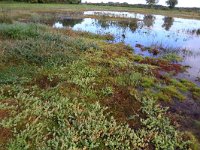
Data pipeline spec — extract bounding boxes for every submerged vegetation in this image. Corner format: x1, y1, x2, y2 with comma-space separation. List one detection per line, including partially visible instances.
0, 22, 199, 149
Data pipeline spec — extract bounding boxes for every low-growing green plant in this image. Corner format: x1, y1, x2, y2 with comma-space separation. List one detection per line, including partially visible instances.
161, 85, 186, 101
0, 23, 46, 39
116, 72, 142, 87
0, 22, 199, 149
191, 86, 200, 100
0, 64, 37, 84
140, 97, 190, 149
101, 86, 114, 96
0, 88, 191, 149
161, 53, 183, 62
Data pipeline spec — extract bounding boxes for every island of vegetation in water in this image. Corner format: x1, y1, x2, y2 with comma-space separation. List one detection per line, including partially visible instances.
0, 1, 200, 150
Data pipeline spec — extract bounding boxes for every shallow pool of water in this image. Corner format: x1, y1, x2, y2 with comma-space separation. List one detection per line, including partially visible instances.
53, 11, 200, 83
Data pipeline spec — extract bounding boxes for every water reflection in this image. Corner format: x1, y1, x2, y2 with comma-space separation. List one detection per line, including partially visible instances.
53, 22, 63, 28
143, 15, 156, 27
182, 29, 200, 36
52, 11, 200, 82
53, 18, 83, 28
162, 17, 174, 31
95, 19, 110, 29
61, 18, 83, 27
118, 20, 138, 32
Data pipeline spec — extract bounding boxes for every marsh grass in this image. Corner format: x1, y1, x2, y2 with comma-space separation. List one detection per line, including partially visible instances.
0, 23, 46, 39
0, 8, 13, 24
0, 22, 199, 149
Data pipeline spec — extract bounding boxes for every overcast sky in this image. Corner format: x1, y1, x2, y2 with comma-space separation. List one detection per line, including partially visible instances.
82, 0, 200, 8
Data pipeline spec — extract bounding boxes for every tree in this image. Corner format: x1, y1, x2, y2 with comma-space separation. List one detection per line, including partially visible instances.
146, 0, 159, 7
166, 0, 178, 8
67, 0, 81, 4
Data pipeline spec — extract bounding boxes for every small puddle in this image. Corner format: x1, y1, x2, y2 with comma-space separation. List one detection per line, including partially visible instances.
52, 11, 200, 84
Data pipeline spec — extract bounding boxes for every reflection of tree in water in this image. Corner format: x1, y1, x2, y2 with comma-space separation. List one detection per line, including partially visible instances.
96, 19, 138, 42
96, 19, 110, 29
60, 12, 84, 27
196, 29, 200, 35
197, 29, 200, 35
61, 18, 83, 27
143, 15, 155, 27
118, 20, 138, 32
179, 29, 200, 36
162, 17, 174, 31
192, 29, 200, 35
44, 12, 84, 26
96, 19, 138, 32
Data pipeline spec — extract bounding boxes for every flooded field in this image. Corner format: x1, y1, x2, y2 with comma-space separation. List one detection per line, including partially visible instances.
53, 11, 200, 84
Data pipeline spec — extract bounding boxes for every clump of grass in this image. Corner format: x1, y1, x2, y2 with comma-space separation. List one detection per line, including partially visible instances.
0, 23, 46, 39
1, 32, 99, 66
0, 64, 37, 84
191, 87, 200, 100
161, 85, 186, 101
141, 77, 155, 88
161, 53, 183, 62
0, 8, 13, 24
116, 72, 142, 87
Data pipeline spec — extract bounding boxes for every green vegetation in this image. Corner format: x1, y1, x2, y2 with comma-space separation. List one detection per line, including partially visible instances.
0, 23, 45, 39
0, 2, 200, 20
3, 0, 81, 3
0, 21, 199, 149
161, 53, 183, 62
0, 2, 200, 149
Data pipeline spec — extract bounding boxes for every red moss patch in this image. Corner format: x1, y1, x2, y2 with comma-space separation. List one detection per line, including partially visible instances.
102, 87, 142, 128
152, 70, 171, 83
0, 127, 12, 149
0, 109, 10, 120
1, 99, 18, 106
140, 58, 183, 75
35, 75, 60, 89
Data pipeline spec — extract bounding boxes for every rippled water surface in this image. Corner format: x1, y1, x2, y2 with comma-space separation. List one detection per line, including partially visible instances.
53, 11, 200, 83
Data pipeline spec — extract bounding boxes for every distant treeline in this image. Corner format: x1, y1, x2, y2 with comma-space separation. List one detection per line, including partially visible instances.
86, 2, 200, 12
1, 0, 81, 3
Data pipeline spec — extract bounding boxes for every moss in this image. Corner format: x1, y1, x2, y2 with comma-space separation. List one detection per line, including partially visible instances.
191, 87, 200, 100
180, 79, 196, 88
141, 77, 156, 88
140, 57, 184, 75
161, 53, 183, 62
161, 85, 186, 101
170, 79, 188, 92
156, 92, 171, 101
133, 55, 144, 62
